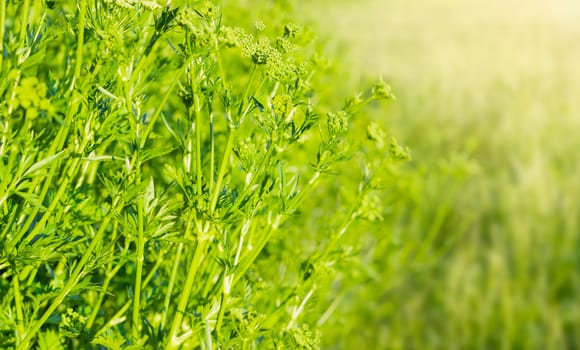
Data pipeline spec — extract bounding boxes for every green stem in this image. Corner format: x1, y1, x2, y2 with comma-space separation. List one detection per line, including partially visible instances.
231, 139, 275, 211
209, 113, 215, 194
17, 0, 30, 58
70, 0, 86, 91
161, 242, 184, 330
210, 65, 261, 211
286, 288, 315, 330
96, 255, 165, 337
0, 0, 6, 72
204, 319, 213, 350
232, 221, 276, 287
200, 264, 223, 300
165, 236, 209, 350
233, 171, 321, 287
316, 181, 374, 265
317, 292, 345, 327
33, 111, 97, 228
140, 71, 182, 148
215, 269, 233, 336
185, 123, 193, 173
0, 202, 19, 240
287, 171, 321, 210
9, 72, 82, 253
17, 199, 120, 349
133, 180, 145, 337
86, 259, 123, 330
129, 22, 159, 88
210, 128, 236, 211
132, 91, 148, 336
213, 35, 227, 88
86, 224, 123, 330
318, 196, 360, 261
195, 94, 203, 199
161, 213, 193, 331
237, 64, 256, 117
12, 270, 26, 347
210, 65, 256, 213
21, 157, 78, 244
0, 166, 23, 210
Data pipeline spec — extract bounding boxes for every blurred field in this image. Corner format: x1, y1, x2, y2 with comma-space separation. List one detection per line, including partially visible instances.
313, 0, 580, 348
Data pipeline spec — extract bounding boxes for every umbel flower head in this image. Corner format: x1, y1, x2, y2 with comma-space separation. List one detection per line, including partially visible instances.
9, 74, 55, 118
372, 78, 396, 100
367, 121, 387, 149
251, 38, 279, 65
195, 1, 218, 19
271, 94, 293, 118
283, 23, 303, 38
389, 137, 411, 161
327, 110, 349, 136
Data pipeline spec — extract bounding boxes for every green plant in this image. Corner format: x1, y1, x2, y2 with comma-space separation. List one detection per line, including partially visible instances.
0, 1, 404, 348
311, 0, 580, 348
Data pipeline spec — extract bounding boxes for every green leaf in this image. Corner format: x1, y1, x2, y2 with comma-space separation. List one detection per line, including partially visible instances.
22, 151, 66, 178
91, 328, 126, 350
38, 330, 65, 350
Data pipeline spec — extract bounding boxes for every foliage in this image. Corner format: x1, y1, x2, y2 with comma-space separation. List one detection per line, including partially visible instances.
0, 1, 404, 349
312, 0, 580, 348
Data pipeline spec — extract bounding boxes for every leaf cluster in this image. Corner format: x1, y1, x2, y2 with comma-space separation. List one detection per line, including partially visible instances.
0, 1, 408, 349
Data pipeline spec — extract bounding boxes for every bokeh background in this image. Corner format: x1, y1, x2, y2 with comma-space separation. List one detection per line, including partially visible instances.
309, 0, 580, 348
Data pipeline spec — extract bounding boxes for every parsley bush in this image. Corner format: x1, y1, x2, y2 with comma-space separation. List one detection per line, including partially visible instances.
0, 1, 406, 349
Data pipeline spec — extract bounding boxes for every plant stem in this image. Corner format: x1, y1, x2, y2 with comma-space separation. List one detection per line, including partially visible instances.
161, 242, 184, 330
96, 255, 165, 337
238, 65, 256, 116
319, 203, 359, 261
165, 232, 209, 350
17, 199, 120, 349
133, 176, 145, 337
209, 112, 215, 194
162, 211, 194, 330
231, 139, 275, 211
71, 0, 86, 91
12, 271, 26, 347
86, 254, 125, 329
287, 171, 321, 210
17, 0, 30, 59
317, 292, 345, 327
213, 37, 227, 88
0, 0, 6, 72
204, 319, 213, 350
86, 231, 124, 330
232, 171, 322, 287
8, 47, 84, 254
232, 218, 277, 287
21, 156, 78, 243
195, 94, 203, 199
210, 127, 235, 211
286, 288, 315, 330
140, 71, 182, 148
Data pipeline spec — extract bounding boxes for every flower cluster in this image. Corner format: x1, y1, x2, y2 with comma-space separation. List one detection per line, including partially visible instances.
372, 79, 396, 100
285, 324, 321, 350
59, 308, 87, 338
390, 137, 411, 161
8, 74, 54, 119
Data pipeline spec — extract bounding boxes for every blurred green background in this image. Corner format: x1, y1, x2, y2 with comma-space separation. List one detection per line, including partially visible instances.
310, 0, 580, 348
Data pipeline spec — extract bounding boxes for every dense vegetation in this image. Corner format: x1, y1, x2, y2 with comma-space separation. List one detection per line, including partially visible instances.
3, 0, 579, 349
314, 0, 580, 348
0, 1, 406, 349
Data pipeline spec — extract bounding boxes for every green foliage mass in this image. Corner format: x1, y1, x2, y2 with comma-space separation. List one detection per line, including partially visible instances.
311, 0, 580, 348
0, 1, 403, 349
